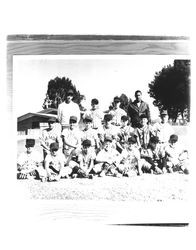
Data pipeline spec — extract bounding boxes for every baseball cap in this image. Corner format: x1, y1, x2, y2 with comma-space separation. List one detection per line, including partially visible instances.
69, 116, 77, 123
83, 115, 93, 123
104, 135, 113, 142
140, 114, 148, 119
104, 114, 113, 121
170, 134, 178, 142
128, 136, 137, 144
160, 110, 168, 116
121, 115, 128, 121
91, 98, 99, 105
82, 139, 91, 147
114, 96, 121, 103
50, 142, 59, 151
150, 136, 159, 144
67, 89, 74, 96
25, 139, 35, 147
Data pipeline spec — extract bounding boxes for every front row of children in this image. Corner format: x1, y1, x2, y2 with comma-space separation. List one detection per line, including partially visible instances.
17, 131, 189, 182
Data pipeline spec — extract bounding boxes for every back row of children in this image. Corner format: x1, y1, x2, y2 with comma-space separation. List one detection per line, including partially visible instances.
17, 97, 189, 181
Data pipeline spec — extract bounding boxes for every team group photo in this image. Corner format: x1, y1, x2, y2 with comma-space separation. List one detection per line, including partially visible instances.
15, 53, 190, 201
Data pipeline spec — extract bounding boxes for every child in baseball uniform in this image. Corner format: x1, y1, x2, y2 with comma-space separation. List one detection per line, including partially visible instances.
109, 96, 126, 126
61, 116, 82, 160
45, 142, 71, 181
118, 115, 135, 149
89, 98, 104, 130
153, 110, 174, 145
164, 134, 189, 174
40, 117, 62, 159
135, 114, 154, 149
117, 136, 141, 177
17, 139, 46, 180
139, 136, 165, 174
93, 136, 122, 177
69, 139, 96, 178
81, 115, 100, 152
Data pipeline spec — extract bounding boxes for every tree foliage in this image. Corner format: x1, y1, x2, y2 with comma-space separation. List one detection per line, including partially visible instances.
109, 93, 131, 113
42, 77, 81, 109
148, 60, 190, 122
119, 93, 131, 112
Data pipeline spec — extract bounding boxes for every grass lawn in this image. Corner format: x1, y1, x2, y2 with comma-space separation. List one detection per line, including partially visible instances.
17, 174, 188, 201
17, 125, 189, 201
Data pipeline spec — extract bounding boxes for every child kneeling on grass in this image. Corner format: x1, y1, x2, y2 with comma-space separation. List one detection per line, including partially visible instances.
67, 139, 96, 179
117, 136, 141, 177
139, 136, 165, 174
164, 134, 189, 174
93, 135, 122, 177
45, 142, 71, 181
17, 139, 46, 181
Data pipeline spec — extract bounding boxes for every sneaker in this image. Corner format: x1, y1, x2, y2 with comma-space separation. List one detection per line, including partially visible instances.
167, 167, 173, 173
88, 174, 93, 179
27, 174, 35, 180
41, 177, 47, 182
114, 172, 122, 178
154, 167, 163, 174
99, 171, 106, 177
72, 174, 78, 179
162, 167, 167, 174
150, 169, 154, 174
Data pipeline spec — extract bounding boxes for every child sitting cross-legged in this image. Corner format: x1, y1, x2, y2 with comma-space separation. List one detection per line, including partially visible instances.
45, 142, 71, 181
17, 139, 46, 181
164, 134, 189, 174
93, 135, 122, 177
68, 139, 96, 179
117, 135, 141, 177
139, 136, 165, 174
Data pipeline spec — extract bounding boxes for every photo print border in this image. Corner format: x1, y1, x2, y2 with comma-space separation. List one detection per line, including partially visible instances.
7, 35, 190, 225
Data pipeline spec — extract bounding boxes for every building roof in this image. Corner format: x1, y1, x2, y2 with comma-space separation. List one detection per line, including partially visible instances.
18, 112, 57, 122
38, 108, 57, 115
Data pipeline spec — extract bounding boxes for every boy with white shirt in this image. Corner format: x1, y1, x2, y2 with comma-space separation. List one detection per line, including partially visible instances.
164, 134, 189, 174
40, 117, 62, 159
81, 115, 100, 152
93, 136, 122, 177
118, 115, 135, 148
17, 139, 46, 180
109, 96, 126, 126
45, 142, 71, 181
153, 110, 174, 144
57, 89, 80, 131
117, 136, 141, 177
69, 139, 96, 179
61, 116, 82, 160
89, 98, 104, 130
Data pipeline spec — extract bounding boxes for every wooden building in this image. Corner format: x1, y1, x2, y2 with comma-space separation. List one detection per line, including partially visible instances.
17, 108, 57, 135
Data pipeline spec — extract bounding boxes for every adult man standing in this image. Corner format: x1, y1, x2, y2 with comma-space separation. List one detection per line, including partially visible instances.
57, 89, 80, 131
127, 90, 151, 128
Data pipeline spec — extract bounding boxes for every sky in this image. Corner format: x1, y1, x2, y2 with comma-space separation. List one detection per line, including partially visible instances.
13, 55, 189, 119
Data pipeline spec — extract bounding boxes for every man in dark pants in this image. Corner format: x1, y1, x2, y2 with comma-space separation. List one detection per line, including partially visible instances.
127, 90, 151, 128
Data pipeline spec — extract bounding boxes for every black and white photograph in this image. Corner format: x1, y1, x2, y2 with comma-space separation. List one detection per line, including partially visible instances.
1, 1, 195, 249
6, 35, 190, 223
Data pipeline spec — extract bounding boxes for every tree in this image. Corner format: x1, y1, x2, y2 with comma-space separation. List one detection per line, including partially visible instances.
119, 93, 131, 112
42, 77, 81, 109
148, 60, 190, 122
108, 93, 132, 114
